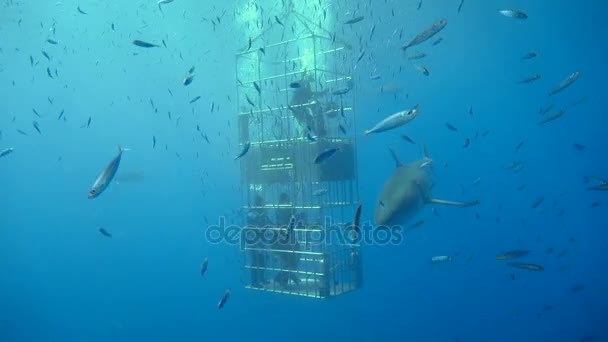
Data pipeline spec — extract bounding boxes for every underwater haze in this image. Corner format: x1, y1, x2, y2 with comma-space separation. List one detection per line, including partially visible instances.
1, 0, 608, 341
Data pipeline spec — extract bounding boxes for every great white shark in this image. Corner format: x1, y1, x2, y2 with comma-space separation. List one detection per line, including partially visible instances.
374, 147, 479, 226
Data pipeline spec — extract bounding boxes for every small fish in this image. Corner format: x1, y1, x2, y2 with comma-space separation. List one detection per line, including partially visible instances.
99, 227, 112, 238
400, 134, 416, 144
313, 189, 328, 196
515, 141, 525, 151
573, 143, 586, 151
190, 96, 201, 104
457, 0, 464, 13
540, 104, 554, 114
518, 74, 542, 84
247, 37, 252, 51
77, 5, 88, 15
416, 65, 429, 76
183, 75, 194, 86
200, 258, 208, 276
132, 40, 159, 48
432, 37, 443, 46
42, 51, 51, 61
407, 220, 425, 231
253, 82, 261, 94
468, 105, 473, 115
539, 109, 566, 125
522, 51, 538, 60
499, 9, 528, 19
32, 108, 41, 117
402, 19, 448, 53
152, 136, 156, 148
531, 196, 545, 209
549, 71, 581, 96
289, 82, 301, 89
496, 250, 530, 260
32, 121, 42, 134
445, 123, 458, 131
314, 148, 340, 164
339, 124, 346, 135
88, 146, 127, 199
332, 87, 351, 95
507, 262, 544, 271
0, 147, 14, 159
245, 95, 255, 107
58, 110, 64, 120
157, 0, 174, 10
305, 131, 316, 142
344, 16, 364, 25
462, 138, 470, 148
86, 117, 92, 128
17, 129, 28, 136
235, 142, 251, 160
29, 55, 34, 66
217, 288, 230, 309
274, 16, 284, 26
364, 107, 419, 136
370, 74, 382, 80
188, 66, 195, 74
352, 203, 362, 235
430, 255, 452, 264
46, 67, 53, 78
46, 39, 58, 45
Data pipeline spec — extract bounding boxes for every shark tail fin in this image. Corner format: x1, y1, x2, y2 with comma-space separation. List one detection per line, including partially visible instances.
428, 198, 480, 207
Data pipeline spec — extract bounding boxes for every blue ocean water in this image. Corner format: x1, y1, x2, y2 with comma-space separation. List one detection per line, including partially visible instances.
1, 0, 607, 341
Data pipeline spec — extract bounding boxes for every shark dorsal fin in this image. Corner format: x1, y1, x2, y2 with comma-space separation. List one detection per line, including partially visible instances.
388, 147, 403, 168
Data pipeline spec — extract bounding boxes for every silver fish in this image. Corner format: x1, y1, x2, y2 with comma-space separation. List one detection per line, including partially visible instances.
499, 9, 528, 19
0, 147, 14, 159
364, 107, 419, 136
402, 19, 448, 53
88, 146, 127, 199
548, 71, 581, 96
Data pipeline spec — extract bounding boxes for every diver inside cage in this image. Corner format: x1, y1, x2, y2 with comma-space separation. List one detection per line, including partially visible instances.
288, 74, 334, 138
272, 192, 303, 288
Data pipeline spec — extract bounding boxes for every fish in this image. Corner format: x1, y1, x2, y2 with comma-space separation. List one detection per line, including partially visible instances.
274, 16, 284, 27
540, 104, 554, 114
548, 71, 581, 96
152, 136, 156, 148
314, 148, 340, 164
32, 108, 41, 117
406, 220, 425, 232
98, 227, 112, 238
189, 96, 201, 104
132, 40, 159, 48
499, 9, 528, 19
46, 67, 53, 79
289, 82, 301, 89
507, 262, 544, 271
188, 66, 195, 74
183, 75, 194, 86
586, 178, 608, 191
518, 74, 542, 84
496, 250, 530, 260
16, 129, 28, 136
88, 146, 127, 199
86, 117, 92, 128
400, 134, 416, 144
313, 189, 328, 196
200, 258, 208, 276
402, 19, 448, 53
432, 37, 443, 46
235, 142, 251, 160
430, 255, 452, 264
523, 51, 538, 60
245, 94, 255, 106
374, 146, 479, 226
539, 109, 566, 125
408, 52, 427, 60
157, 0, 174, 10
332, 87, 351, 95
350, 203, 362, 241
462, 138, 470, 148
370, 74, 382, 80
46, 39, 58, 45
364, 107, 419, 136
531, 196, 545, 209
217, 288, 230, 309
457, 0, 464, 13
32, 121, 42, 134
344, 16, 364, 25
77, 6, 88, 15
416, 65, 430, 76
445, 123, 458, 131
0, 147, 14, 159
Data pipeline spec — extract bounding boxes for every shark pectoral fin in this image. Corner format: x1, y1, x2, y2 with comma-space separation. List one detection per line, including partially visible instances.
388, 147, 403, 168
428, 198, 480, 207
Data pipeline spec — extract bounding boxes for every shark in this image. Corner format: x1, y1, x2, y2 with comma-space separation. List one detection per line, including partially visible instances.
374, 147, 479, 226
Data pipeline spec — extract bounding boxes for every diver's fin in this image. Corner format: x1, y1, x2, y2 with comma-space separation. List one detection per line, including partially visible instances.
388, 147, 402, 167
428, 198, 480, 207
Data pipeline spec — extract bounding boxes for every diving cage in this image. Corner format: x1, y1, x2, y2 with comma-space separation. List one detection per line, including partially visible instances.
235, 10, 362, 299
